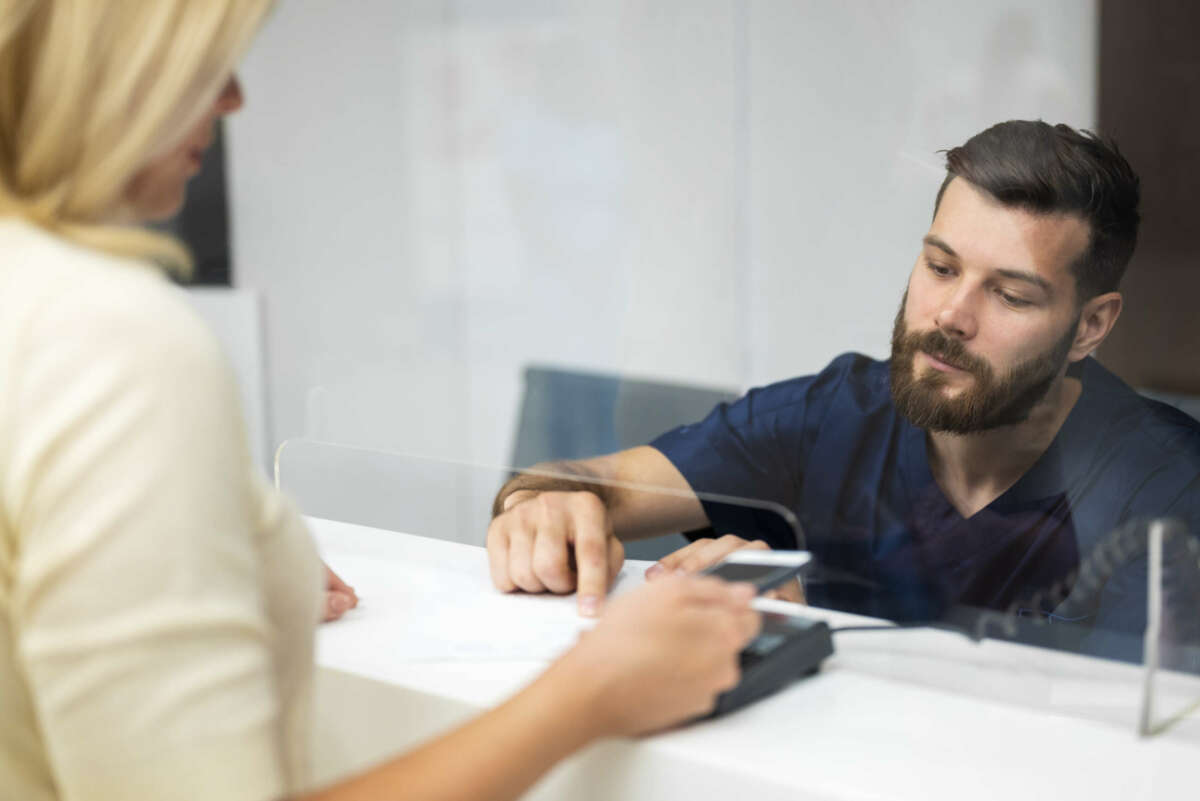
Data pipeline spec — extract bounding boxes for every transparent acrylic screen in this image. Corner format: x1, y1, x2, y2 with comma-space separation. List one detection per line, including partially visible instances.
245, 3, 1200, 738
278, 439, 1200, 736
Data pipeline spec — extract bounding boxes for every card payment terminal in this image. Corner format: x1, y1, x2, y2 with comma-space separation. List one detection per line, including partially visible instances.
707, 611, 834, 717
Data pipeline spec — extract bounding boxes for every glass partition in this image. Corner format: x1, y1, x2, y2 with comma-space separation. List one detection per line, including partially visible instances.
676, 445, 1200, 736
1142, 519, 1200, 735
252, 3, 1199, 739
278, 439, 1200, 738
275, 438, 807, 670
275, 438, 800, 550
276, 439, 500, 547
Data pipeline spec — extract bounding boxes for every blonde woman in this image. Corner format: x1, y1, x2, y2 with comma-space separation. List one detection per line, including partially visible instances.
0, 3, 760, 801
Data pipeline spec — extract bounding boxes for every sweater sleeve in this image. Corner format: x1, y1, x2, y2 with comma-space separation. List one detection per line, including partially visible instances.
4, 278, 290, 801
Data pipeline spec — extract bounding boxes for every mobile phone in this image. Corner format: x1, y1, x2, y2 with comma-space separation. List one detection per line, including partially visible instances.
701, 550, 812, 594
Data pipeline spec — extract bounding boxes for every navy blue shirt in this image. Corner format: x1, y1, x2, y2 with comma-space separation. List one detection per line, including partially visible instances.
652, 354, 1200, 660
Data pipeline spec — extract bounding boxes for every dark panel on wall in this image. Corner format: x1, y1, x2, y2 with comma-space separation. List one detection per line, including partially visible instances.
1097, 0, 1200, 393
157, 122, 233, 286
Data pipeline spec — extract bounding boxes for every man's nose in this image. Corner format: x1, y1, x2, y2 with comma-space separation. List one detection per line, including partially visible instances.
215, 76, 244, 115
935, 289, 978, 340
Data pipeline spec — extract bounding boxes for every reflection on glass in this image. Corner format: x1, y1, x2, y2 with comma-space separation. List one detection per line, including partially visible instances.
489, 122, 1200, 681
277, 439, 1199, 736
283, 120, 1200, 736
635, 122, 1200, 672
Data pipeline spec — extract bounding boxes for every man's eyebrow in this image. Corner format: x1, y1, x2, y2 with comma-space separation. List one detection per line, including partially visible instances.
994, 268, 1053, 294
922, 234, 957, 257
922, 234, 1053, 295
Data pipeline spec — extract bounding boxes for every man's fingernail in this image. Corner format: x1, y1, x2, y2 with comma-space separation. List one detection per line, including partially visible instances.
644, 563, 665, 579
579, 595, 600, 617
332, 594, 351, 612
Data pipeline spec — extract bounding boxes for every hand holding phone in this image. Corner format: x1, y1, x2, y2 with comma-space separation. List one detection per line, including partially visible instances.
699, 550, 830, 719
645, 541, 827, 718
701, 549, 812, 594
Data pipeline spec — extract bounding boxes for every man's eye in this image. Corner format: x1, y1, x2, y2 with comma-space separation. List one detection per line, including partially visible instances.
998, 291, 1032, 308
927, 261, 953, 277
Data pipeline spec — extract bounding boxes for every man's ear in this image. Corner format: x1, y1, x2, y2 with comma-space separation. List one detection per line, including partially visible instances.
1069, 291, 1123, 361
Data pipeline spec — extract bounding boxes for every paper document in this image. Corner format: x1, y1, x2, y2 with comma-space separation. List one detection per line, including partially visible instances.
315, 542, 652, 668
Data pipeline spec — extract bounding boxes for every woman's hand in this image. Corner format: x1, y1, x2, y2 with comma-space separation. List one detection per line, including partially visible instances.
322, 562, 358, 622
558, 573, 760, 737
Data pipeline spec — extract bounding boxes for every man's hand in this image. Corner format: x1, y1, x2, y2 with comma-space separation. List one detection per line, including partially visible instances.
322, 562, 359, 622
643, 534, 806, 604
486, 490, 624, 617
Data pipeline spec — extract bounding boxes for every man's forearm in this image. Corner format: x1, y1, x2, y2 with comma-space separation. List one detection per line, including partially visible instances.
491, 461, 613, 518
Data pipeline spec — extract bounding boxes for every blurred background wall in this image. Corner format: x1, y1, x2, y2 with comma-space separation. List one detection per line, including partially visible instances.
1096, 0, 1200, 396
219, 0, 1097, 469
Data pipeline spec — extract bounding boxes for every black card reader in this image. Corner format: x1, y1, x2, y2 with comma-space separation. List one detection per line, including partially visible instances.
707, 612, 834, 718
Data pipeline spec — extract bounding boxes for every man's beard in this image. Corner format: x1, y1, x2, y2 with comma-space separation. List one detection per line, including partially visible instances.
888, 293, 1078, 434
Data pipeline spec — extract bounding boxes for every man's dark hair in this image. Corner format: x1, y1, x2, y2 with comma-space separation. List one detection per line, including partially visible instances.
933, 120, 1140, 301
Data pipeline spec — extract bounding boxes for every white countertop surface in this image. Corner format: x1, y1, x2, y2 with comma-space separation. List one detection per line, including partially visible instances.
309, 517, 1200, 800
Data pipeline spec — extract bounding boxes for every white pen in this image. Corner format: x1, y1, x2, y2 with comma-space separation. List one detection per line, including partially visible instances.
750, 596, 811, 617
578, 596, 817, 624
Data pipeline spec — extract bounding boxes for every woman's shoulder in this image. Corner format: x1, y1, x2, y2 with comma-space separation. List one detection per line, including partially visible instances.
0, 217, 219, 366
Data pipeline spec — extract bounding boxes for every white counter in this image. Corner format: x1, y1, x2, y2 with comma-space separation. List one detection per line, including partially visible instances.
309, 517, 1200, 800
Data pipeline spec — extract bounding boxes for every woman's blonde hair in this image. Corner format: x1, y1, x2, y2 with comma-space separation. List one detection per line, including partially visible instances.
0, 0, 273, 273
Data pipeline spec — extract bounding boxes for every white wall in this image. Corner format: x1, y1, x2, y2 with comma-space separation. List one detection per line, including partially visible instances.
184, 287, 270, 470
749, 1, 1095, 381
227, 0, 1096, 469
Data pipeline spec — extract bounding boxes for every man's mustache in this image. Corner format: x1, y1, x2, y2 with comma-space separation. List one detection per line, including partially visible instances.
903, 328, 992, 379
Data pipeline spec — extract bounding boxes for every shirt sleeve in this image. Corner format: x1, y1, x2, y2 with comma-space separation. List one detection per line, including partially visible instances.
5, 280, 290, 801
649, 356, 857, 550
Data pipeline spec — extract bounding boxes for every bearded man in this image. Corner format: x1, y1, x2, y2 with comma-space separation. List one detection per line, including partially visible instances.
486, 120, 1200, 660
